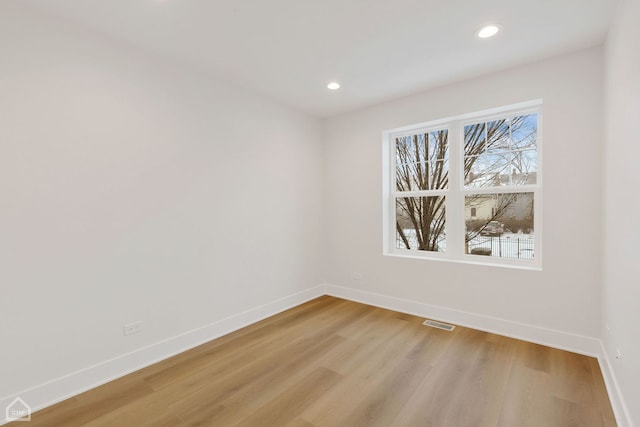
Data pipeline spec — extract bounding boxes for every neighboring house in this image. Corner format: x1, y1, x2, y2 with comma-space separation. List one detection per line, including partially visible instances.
466, 172, 536, 230
467, 195, 496, 220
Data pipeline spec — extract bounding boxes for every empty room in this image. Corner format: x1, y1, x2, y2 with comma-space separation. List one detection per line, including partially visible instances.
1, 0, 638, 426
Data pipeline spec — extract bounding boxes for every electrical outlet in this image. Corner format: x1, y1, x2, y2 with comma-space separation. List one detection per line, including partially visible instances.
615, 348, 622, 359
353, 272, 363, 280
123, 321, 143, 336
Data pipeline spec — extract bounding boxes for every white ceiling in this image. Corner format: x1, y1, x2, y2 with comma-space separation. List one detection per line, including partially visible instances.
25, 0, 616, 118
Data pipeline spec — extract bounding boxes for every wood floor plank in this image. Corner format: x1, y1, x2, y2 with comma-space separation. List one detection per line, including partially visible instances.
233, 367, 343, 427
390, 328, 509, 427
23, 375, 155, 427
497, 363, 552, 427
15, 297, 616, 427
285, 418, 317, 427
339, 352, 433, 427
300, 316, 424, 426
173, 335, 346, 426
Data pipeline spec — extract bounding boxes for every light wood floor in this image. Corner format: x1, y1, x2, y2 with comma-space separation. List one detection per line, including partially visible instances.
15, 296, 616, 427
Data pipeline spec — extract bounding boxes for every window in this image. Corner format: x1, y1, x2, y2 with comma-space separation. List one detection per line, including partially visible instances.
383, 101, 542, 268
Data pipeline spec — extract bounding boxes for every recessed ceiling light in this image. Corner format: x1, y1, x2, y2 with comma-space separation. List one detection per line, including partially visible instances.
327, 82, 341, 90
477, 25, 500, 39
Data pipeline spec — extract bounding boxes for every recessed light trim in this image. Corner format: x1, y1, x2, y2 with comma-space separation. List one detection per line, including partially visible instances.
327, 82, 341, 90
477, 25, 500, 39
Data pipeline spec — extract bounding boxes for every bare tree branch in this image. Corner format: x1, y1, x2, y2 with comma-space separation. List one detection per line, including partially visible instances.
394, 115, 535, 252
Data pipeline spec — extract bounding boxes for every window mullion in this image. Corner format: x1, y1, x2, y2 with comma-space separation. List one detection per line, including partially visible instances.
447, 122, 462, 258
384, 102, 541, 268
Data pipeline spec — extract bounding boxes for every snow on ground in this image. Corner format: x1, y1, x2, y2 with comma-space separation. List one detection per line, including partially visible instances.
468, 233, 534, 260
398, 231, 534, 260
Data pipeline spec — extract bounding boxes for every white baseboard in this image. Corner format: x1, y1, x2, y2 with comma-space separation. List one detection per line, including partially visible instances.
324, 284, 602, 356
2, 284, 632, 427
324, 284, 636, 426
0, 285, 325, 425
597, 342, 634, 427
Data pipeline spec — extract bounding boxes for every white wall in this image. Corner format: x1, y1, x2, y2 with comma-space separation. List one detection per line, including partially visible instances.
2, 0, 631, 422
0, 2, 324, 401
324, 48, 604, 339
603, 0, 640, 424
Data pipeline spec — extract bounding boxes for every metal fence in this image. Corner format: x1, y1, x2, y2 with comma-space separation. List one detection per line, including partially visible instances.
397, 230, 534, 260
467, 234, 534, 260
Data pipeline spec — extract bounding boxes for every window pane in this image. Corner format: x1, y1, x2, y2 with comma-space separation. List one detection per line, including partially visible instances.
465, 152, 511, 187
512, 149, 537, 185
464, 122, 486, 155
486, 119, 511, 151
464, 193, 534, 259
396, 196, 445, 252
428, 130, 449, 163
464, 114, 538, 188
395, 130, 448, 191
511, 114, 537, 150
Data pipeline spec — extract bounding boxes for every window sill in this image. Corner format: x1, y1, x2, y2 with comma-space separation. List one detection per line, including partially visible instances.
383, 251, 542, 271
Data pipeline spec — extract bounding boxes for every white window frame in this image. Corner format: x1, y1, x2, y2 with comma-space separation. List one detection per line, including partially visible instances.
382, 100, 543, 270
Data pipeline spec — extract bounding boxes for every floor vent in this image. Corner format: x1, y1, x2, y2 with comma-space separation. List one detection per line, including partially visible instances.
422, 319, 456, 331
